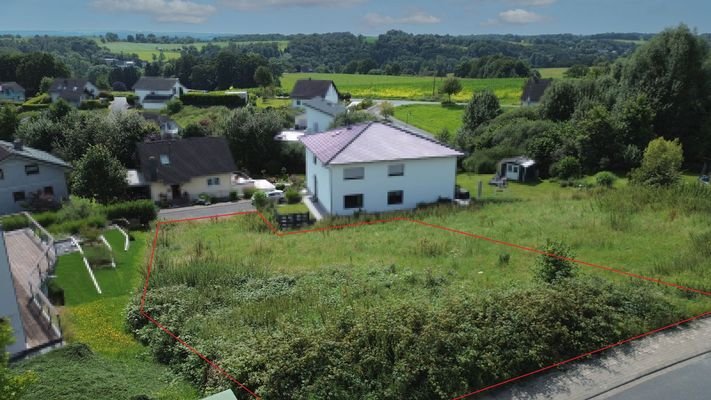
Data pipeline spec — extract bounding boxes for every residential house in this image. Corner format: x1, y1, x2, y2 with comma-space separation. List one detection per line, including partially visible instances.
201, 389, 238, 400
300, 122, 463, 216
48, 78, 99, 106
496, 156, 538, 183
0, 140, 71, 215
131, 137, 236, 204
298, 98, 346, 133
0, 227, 26, 355
0, 82, 25, 102
290, 78, 339, 107
142, 113, 180, 138
133, 77, 187, 110
520, 78, 552, 106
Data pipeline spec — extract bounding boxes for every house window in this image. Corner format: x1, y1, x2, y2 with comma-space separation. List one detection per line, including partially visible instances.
344, 194, 363, 209
25, 164, 39, 175
160, 154, 170, 165
296, 100, 301, 106
0, 168, 3, 179
207, 177, 221, 186
44, 186, 54, 196
344, 167, 364, 180
313, 155, 317, 165
388, 164, 405, 177
13, 191, 25, 202
388, 190, 404, 205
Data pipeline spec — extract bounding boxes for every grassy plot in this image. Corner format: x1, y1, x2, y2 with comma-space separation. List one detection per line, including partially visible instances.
97, 39, 288, 62
168, 105, 230, 127
393, 103, 465, 134
281, 72, 526, 104
538, 67, 568, 79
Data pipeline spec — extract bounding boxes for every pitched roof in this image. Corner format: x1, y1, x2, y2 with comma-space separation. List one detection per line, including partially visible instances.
290, 79, 338, 99
136, 137, 236, 184
500, 156, 536, 168
0, 140, 71, 169
0, 82, 24, 93
301, 98, 346, 117
521, 78, 552, 103
300, 122, 463, 166
133, 77, 180, 91
49, 78, 91, 93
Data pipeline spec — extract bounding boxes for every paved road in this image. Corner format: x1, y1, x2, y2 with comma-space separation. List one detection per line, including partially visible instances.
597, 352, 711, 400
158, 200, 254, 221
477, 316, 711, 400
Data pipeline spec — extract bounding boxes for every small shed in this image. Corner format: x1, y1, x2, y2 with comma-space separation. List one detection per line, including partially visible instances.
498, 156, 538, 183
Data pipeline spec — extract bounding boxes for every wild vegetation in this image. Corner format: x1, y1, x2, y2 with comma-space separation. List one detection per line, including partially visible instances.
129, 179, 711, 398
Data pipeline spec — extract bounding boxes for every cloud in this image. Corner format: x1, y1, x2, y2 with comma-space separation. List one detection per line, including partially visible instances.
364, 11, 441, 27
483, 8, 547, 25
221, 0, 366, 11
92, 0, 217, 24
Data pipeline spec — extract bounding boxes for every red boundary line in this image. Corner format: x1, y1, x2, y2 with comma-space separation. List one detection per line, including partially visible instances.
139, 211, 711, 399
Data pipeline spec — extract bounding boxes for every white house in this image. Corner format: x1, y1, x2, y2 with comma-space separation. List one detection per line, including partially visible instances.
0, 140, 71, 215
132, 77, 187, 110
131, 137, 236, 204
298, 98, 346, 133
290, 79, 339, 108
48, 79, 99, 106
0, 228, 26, 355
300, 122, 463, 216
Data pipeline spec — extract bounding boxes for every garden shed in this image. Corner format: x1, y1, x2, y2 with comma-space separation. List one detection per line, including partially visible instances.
498, 156, 538, 183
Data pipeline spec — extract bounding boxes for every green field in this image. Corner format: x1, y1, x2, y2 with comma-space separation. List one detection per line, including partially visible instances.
133, 177, 711, 397
393, 104, 465, 134
282, 72, 527, 104
538, 67, 568, 79
97, 39, 288, 62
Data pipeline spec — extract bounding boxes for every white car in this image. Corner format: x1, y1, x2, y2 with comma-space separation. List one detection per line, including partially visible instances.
251, 189, 286, 205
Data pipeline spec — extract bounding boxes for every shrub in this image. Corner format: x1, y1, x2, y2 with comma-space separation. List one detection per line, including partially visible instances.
550, 156, 582, 180
84, 245, 113, 269
243, 187, 256, 200
79, 100, 108, 110
594, 171, 617, 188
125, 94, 137, 106
105, 200, 157, 224
32, 211, 58, 227
285, 188, 301, 204
112, 81, 127, 91
229, 191, 239, 202
165, 98, 183, 114
79, 226, 101, 242
534, 240, 577, 284
252, 191, 268, 209
0, 214, 30, 231
275, 183, 286, 191
630, 138, 683, 187
46, 279, 65, 306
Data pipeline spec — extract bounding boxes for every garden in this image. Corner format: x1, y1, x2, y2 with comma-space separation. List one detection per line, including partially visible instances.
129, 178, 711, 399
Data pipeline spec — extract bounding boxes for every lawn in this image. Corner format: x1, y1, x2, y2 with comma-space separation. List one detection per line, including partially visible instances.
167, 105, 230, 127
281, 72, 526, 104
538, 67, 568, 79
276, 202, 310, 214
393, 103, 465, 134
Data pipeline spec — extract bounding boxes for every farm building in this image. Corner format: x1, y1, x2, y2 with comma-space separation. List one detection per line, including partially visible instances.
497, 156, 538, 183
520, 78, 552, 106
132, 77, 187, 110
300, 122, 463, 216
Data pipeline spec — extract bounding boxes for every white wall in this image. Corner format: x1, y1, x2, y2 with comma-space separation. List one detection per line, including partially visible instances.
327, 157, 457, 216
0, 158, 69, 215
324, 85, 339, 104
304, 149, 332, 212
0, 231, 26, 355
149, 173, 234, 202
304, 108, 336, 133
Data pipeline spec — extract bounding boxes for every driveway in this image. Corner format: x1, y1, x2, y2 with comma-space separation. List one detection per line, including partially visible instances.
158, 200, 255, 221
109, 97, 129, 112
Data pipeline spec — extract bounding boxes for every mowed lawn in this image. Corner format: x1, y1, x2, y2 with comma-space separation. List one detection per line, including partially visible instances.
393, 103, 465, 134
282, 72, 527, 104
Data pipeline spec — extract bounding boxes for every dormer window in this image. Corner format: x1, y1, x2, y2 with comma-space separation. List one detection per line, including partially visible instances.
160, 154, 170, 165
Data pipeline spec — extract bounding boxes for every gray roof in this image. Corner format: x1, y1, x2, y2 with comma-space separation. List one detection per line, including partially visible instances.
301, 98, 346, 117
49, 78, 91, 93
0, 141, 71, 169
133, 77, 180, 91
500, 156, 536, 167
0, 82, 24, 93
290, 79, 338, 99
300, 122, 463, 166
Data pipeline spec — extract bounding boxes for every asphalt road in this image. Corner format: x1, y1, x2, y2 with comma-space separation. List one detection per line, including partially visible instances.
600, 352, 711, 400
158, 200, 255, 221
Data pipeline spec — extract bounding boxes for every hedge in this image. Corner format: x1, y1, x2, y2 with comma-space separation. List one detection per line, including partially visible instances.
79, 100, 109, 110
105, 200, 157, 224
180, 93, 246, 108
0, 214, 30, 231
21, 103, 50, 112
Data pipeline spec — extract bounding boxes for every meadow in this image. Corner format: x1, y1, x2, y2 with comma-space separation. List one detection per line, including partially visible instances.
97, 39, 288, 62
393, 103, 465, 134
131, 177, 711, 398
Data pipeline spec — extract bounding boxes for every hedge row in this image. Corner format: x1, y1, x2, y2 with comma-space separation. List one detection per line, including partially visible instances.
105, 200, 157, 224
180, 93, 246, 108
79, 100, 109, 110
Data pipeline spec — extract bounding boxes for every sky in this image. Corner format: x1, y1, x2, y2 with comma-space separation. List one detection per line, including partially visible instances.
1, 0, 708, 36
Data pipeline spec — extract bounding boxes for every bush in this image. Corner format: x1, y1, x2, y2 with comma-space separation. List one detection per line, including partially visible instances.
462, 152, 497, 174
21, 103, 50, 112
252, 191, 268, 209
0, 214, 30, 231
181, 93, 246, 108
46, 278, 65, 306
594, 171, 617, 188
275, 183, 286, 191
229, 191, 239, 202
112, 81, 127, 91
285, 188, 301, 204
550, 156, 582, 180
534, 240, 577, 284
125, 94, 137, 106
84, 244, 113, 269
79, 100, 108, 110
32, 211, 58, 227
243, 187, 256, 200
165, 98, 183, 114
98, 91, 115, 101
105, 200, 157, 224
630, 138, 683, 187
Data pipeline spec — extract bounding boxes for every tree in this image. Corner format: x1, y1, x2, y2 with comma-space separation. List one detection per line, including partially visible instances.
379, 101, 394, 121
564, 64, 590, 78
254, 65, 273, 88
574, 105, 622, 172
630, 138, 683, 187
104, 32, 119, 42
0, 105, 18, 141
534, 240, 577, 284
71, 144, 127, 203
539, 80, 578, 121
48, 99, 72, 121
461, 90, 501, 134
330, 110, 376, 129
1, 319, 37, 400
165, 98, 183, 115
39, 76, 54, 94
15, 52, 69, 95
439, 77, 462, 103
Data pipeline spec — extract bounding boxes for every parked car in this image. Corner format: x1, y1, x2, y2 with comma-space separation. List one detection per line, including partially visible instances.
252, 190, 285, 205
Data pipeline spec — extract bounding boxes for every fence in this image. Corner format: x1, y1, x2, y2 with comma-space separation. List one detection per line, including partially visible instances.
275, 212, 314, 230
29, 282, 63, 340
21, 212, 57, 285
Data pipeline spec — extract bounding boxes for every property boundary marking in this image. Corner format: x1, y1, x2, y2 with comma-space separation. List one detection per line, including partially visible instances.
139, 211, 711, 399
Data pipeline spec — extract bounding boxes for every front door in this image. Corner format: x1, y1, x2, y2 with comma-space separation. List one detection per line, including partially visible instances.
171, 184, 181, 200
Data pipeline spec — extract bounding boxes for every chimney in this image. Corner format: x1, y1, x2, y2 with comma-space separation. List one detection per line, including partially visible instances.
13, 139, 23, 151
147, 156, 158, 181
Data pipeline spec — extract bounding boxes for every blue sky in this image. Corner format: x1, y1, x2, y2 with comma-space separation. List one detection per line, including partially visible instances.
1, 0, 708, 36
